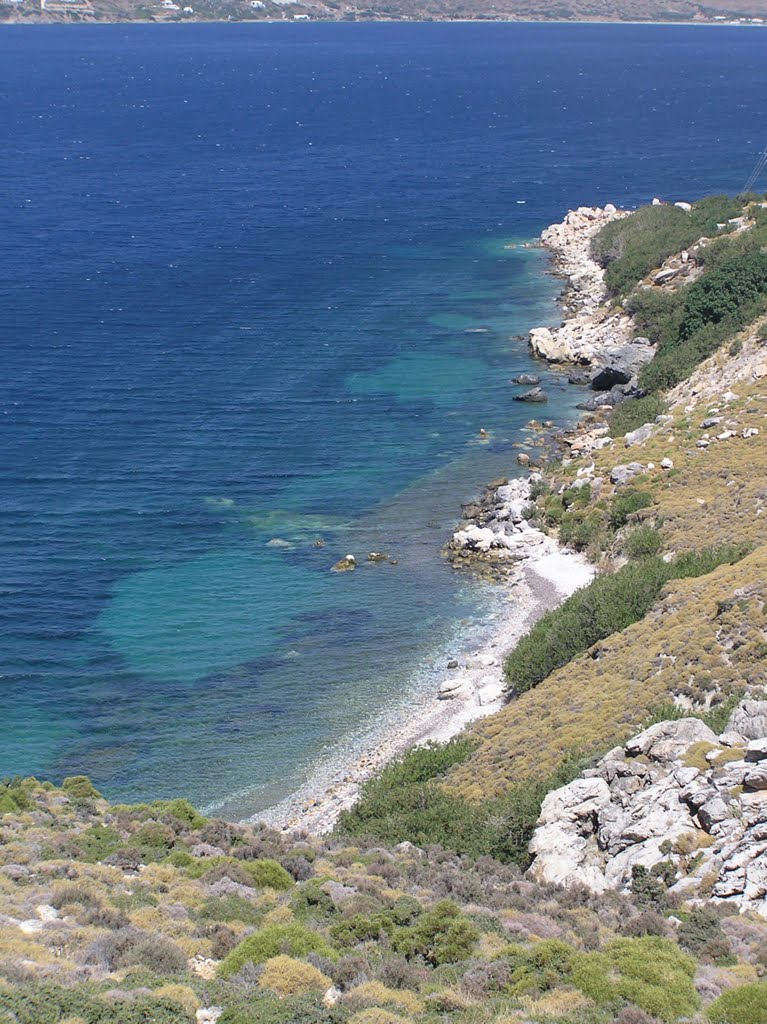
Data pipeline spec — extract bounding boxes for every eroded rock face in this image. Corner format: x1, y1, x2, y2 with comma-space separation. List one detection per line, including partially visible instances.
529, 205, 637, 366
528, 699, 767, 917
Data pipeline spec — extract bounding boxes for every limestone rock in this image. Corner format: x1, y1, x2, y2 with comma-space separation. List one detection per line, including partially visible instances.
610, 462, 645, 486
625, 718, 719, 762
625, 423, 653, 447
528, 712, 767, 917
727, 700, 767, 741
438, 676, 473, 700
331, 555, 356, 573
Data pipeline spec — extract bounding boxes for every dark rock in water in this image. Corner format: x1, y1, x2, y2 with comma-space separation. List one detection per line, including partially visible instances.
447, 659, 459, 669
577, 392, 616, 411
568, 370, 592, 386
514, 387, 548, 403
591, 365, 632, 390
512, 373, 541, 385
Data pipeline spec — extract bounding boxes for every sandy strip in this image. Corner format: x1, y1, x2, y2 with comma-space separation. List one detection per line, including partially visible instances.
254, 535, 594, 835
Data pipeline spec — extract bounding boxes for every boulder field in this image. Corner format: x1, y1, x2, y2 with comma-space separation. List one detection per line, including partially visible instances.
529, 699, 767, 917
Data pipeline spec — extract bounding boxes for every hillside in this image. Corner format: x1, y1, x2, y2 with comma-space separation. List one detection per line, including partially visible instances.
4, 0, 767, 27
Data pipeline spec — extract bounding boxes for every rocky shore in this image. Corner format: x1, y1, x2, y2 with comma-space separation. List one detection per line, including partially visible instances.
258, 539, 593, 835
527, 204, 657, 395
256, 207, 627, 836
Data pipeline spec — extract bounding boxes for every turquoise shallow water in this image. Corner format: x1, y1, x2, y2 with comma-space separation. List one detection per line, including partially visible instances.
2, 22, 764, 817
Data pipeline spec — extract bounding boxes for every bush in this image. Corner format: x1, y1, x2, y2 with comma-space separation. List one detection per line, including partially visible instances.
609, 490, 653, 530
258, 955, 332, 997
197, 894, 262, 926
75, 824, 122, 863
707, 982, 767, 1024
609, 395, 668, 438
625, 526, 664, 560
640, 246, 767, 391
504, 545, 746, 695
592, 196, 742, 295
243, 858, 294, 891
0, 778, 36, 814
678, 906, 732, 962
61, 776, 101, 800
391, 900, 478, 965
88, 926, 188, 973
337, 746, 595, 870
569, 936, 699, 1021
219, 923, 335, 978
0, 983, 196, 1024
505, 939, 575, 995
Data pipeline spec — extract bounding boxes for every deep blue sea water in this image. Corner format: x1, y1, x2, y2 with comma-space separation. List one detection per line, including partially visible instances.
2, 22, 766, 817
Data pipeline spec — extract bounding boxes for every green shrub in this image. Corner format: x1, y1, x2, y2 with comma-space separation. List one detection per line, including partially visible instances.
218, 923, 335, 978
626, 288, 685, 348
625, 525, 664, 559
336, 747, 592, 870
558, 509, 608, 553
0, 983, 195, 1024
0, 777, 36, 814
569, 936, 699, 1021
504, 545, 746, 695
258, 955, 332, 997
392, 899, 478, 965
640, 247, 767, 392
62, 775, 101, 800
678, 906, 733, 963
592, 195, 742, 295
609, 489, 653, 530
197, 894, 263, 926
242, 858, 294, 891
148, 797, 206, 829
506, 939, 575, 995
76, 824, 122, 863
707, 982, 767, 1024
609, 394, 668, 438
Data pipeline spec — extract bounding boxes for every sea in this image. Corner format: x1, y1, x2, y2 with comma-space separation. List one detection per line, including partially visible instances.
2, 21, 765, 818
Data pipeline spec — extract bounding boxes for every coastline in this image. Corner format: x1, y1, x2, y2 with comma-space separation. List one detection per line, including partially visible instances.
3, 17, 767, 28
255, 539, 594, 834
254, 205, 616, 836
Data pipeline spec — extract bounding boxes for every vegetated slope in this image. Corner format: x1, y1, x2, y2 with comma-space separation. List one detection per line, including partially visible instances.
448, 545, 767, 800
2, 775, 767, 1024
443, 200, 767, 803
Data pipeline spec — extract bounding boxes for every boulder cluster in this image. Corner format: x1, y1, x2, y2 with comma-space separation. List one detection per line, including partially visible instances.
529, 700, 767, 917
446, 474, 549, 574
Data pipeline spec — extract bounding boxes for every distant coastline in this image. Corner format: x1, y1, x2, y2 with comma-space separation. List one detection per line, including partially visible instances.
3, 14, 767, 28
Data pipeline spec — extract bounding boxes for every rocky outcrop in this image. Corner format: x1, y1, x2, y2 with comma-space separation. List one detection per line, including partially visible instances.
528, 700, 767, 917
528, 205, 645, 368
539, 205, 627, 315
446, 474, 549, 575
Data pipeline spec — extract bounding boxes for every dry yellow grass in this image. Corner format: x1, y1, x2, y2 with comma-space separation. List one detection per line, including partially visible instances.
447, 545, 767, 800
